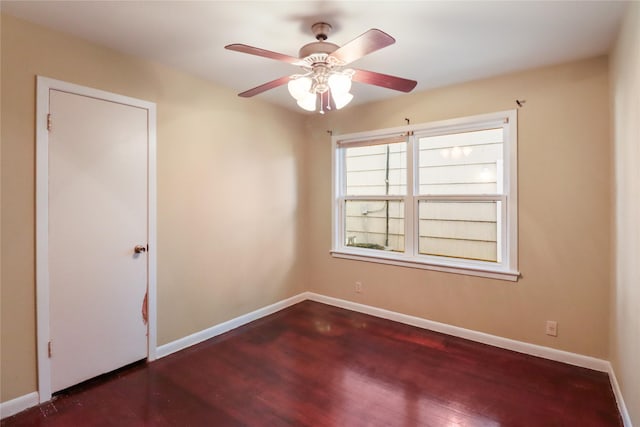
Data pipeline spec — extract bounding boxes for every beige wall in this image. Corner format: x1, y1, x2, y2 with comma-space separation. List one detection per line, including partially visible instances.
0, 9, 621, 412
0, 14, 307, 402
305, 57, 612, 359
610, 2, 640, 425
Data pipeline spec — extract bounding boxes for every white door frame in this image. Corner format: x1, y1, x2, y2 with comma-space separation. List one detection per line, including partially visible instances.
35, 76, 157, 403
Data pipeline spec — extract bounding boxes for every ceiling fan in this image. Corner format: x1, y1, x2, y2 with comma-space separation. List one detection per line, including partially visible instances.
225, 22, 417, 113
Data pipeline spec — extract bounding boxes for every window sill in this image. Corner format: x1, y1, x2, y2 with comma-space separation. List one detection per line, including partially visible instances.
330, 249, 520, 282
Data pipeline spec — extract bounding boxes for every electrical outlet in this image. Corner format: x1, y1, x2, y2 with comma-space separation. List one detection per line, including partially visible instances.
546, 320, 558, 337
355, 281, 363, 293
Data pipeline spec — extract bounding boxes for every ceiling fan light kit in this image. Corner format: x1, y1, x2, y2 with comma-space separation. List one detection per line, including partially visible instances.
288, 65, 355, 112
225, 22, 417, 113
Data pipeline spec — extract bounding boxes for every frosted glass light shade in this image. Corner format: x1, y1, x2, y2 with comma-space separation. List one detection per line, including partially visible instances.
333, 92, 353, 110
328, 73, 352, 95
288, 77, 312, 101
297, 93, 317, 111
289, 71, 353, 112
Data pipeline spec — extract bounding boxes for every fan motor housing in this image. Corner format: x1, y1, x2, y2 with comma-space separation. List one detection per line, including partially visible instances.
299, 41, 339, 60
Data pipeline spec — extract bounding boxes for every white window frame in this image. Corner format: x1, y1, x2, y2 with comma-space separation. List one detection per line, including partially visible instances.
331, 110, 519, 281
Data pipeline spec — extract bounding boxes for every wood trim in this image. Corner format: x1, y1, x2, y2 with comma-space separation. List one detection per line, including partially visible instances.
330, 250, 520, 281
158, 291, 608, 372
12, 291, 626, 420
155, 293, 307, 359
35, 76, 52, 403
608, 364, 633, 427
0, 392, 39, 420
146, 97, 158, 362
305, 292, 609, 372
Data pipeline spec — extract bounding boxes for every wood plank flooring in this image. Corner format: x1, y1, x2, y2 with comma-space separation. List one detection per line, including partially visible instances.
2, 301, 622, 426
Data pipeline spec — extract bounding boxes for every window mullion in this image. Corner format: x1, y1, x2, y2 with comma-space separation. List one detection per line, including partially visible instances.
333, 143, 344, 250
404, 133, 415, 256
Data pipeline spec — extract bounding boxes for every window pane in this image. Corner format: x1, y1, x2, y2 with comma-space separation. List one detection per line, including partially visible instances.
345, 142, 407, 196
418, 128, 503, 195
345, 200, 404, 252
418, 200, 501, 262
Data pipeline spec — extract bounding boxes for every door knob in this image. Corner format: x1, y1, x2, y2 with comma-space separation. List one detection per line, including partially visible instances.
134, 245, 147, 254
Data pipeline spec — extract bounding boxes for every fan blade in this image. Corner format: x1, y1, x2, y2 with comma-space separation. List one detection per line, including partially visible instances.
352, 69, 417, 93
237, 75, 291, 97
225, 44, 301, 64
329, 29, 395, 65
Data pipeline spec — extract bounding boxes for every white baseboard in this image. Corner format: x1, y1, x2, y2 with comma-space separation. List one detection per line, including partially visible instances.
305, 292, 610, 372
3, 291, 627, 423
0, 392, 39, 420
156, 293, 307, 359
157, 291, 611, 372
608, 364, 633, 427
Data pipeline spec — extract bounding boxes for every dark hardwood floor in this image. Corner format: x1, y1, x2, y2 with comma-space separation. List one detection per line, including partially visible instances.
2, 301, 622, 426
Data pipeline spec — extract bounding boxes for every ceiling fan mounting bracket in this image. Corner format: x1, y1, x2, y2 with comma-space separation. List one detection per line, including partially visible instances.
298, 22, 341, 61
311, 22, 332, 41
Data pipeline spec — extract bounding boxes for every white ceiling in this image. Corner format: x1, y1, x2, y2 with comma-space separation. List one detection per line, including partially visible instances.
1, 1, 629, 111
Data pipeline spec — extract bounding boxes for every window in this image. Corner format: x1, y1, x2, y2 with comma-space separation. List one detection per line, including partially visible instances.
332, 110, 519, 281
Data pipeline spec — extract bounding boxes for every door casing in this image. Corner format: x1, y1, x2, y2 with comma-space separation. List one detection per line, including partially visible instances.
35, 76, 157, 403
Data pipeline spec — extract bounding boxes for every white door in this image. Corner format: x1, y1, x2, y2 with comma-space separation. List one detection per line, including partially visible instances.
48, 89, 149, 393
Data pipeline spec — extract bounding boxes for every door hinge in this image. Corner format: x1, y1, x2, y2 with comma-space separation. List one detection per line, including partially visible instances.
47, 114, 52, 131
48, 340, 53, 358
